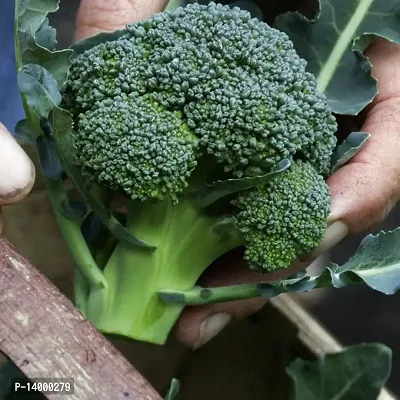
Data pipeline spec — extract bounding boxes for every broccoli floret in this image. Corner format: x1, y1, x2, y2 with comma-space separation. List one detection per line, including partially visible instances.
234, 162, 330, 272
61, 2, 337, 344
74, 94, 199, 202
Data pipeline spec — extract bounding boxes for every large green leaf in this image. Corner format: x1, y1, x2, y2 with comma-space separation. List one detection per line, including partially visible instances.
287, 343, 392, 400
275, 0, 400, 115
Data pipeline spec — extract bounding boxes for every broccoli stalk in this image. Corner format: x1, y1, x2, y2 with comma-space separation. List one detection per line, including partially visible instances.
84, 198, 242, 344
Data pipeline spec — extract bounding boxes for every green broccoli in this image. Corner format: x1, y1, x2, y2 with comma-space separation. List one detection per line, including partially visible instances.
234, 162, 330, 272
60, 2, 336, 344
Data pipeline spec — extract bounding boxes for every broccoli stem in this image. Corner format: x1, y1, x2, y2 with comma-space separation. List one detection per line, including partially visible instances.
158, 284, 261, 305
158, 275, 330, 305
85, 197, 243, 345
74, 268, 89, 313
46, 179, 108, 290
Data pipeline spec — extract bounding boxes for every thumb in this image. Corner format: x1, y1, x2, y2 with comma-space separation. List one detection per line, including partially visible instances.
0, 123, 35, 206
327, 39, 400, 234
74, 0, 169, 42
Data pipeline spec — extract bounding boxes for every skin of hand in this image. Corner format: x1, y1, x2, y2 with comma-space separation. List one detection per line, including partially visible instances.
0, 123, 35, 234
74, 0, 400, 349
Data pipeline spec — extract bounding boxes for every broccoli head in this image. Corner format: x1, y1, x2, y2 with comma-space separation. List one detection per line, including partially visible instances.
234, 161, 330, 272
66, 2, 336, 185
61, 2, 337, 344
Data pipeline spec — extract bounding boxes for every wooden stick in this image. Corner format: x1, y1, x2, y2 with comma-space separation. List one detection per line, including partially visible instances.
0, 236, 162, 400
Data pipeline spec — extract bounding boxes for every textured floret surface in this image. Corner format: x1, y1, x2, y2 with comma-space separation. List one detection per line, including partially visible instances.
74, 94, 198, 201
65, 2, 337, 201
234, 161, 331, 272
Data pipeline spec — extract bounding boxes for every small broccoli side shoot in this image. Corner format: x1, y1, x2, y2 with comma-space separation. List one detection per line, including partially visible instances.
234, 162, 330, 272
60, 2, 337, 344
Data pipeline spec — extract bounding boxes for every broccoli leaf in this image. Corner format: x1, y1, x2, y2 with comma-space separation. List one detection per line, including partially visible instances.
329, 229, 400, 294
17, 64, 61, 118
22, 48, 72, 89
35, 18, 57, 50
16, 0, 72, 90
331, 132, 370, 173
17, 0, 59, 39
275, 0, 400, 115
188, 158, 291, 208
287, 343, 392, 400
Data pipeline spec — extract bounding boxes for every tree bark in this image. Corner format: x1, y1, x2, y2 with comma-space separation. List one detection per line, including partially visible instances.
0, 236, 162, 400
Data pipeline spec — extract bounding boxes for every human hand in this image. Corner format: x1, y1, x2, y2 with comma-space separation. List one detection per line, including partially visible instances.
0, 123, 35, 234
74, 0, 400, 349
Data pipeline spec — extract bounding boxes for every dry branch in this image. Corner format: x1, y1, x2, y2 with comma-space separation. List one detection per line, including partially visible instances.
0, 236, 162, 400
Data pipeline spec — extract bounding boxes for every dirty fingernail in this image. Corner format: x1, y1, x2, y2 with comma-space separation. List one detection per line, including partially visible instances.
0, 123, 35, 201
193, 313, 232, 350
311, 220, 349, 258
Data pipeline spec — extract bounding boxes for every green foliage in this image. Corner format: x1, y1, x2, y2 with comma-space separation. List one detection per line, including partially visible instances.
287, 344, 392, 400
329, 229, 400, 294
275, 0, 400, 115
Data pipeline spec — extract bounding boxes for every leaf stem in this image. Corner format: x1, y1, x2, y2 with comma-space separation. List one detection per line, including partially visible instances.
158, 284, 263, 305
158, 276, 324, 305
45, 178, 108, 290
74, 267, 89, 313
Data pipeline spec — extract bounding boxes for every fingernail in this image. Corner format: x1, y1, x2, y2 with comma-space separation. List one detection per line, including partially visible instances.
0, 123, 35, 201
193, 313, 232, 350
310, 220, 349, 258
